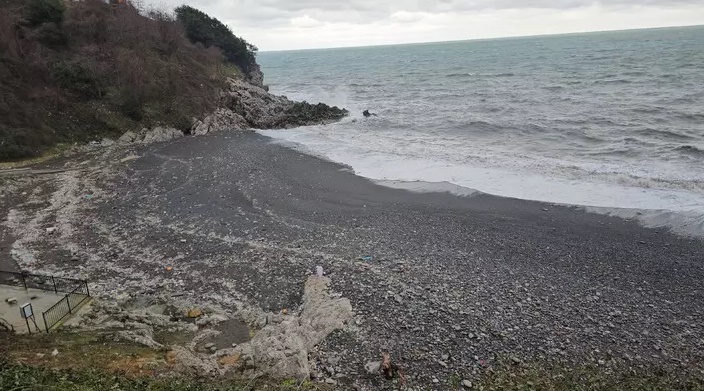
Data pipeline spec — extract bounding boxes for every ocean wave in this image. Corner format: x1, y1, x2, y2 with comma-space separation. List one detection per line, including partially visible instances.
593, 79, 632, 85
622, 71, 647, 77
675, 145, 704, 156
348, 83, 385, 87
636, 128, 695, 141
454, 120, 504, 133
543, 85, 565, 91
676, 112, 704, 121
446, 72, 516, 78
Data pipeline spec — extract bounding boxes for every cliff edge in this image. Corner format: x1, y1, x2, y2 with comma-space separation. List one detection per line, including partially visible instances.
0, 0, 346, 160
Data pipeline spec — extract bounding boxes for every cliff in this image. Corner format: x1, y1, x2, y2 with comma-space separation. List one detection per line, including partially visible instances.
0, 0, 346, 160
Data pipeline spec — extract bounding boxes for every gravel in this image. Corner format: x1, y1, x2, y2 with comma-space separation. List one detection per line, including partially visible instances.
2, 131, 704, 389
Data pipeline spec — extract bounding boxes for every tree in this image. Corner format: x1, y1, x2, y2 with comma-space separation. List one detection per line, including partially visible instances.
174, 5, 257, 75
26, 0, 65, 26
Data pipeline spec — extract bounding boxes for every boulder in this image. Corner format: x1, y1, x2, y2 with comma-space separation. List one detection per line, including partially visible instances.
118, 131, 138, 144
192, 108, 249, 136
231, 276, 353, 380
142, 127, 183, 144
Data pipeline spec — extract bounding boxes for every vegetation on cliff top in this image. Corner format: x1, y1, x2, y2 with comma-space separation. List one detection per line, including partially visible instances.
175, 5, 258, 74
0, 0, 257, 160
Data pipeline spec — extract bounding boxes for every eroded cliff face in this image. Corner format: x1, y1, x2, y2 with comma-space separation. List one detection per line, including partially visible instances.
246, 62, 266, 90
119, 77, 348, 144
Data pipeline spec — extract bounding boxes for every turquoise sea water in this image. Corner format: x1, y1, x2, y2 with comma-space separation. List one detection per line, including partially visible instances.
258, 27, 704, 233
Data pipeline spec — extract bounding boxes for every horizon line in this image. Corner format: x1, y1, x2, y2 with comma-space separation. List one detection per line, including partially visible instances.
259, 23, 703, 53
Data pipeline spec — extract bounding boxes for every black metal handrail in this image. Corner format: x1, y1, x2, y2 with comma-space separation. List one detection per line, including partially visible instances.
0, 269, 91, 332
0, 270, 88, 295
41, 280, 91, 332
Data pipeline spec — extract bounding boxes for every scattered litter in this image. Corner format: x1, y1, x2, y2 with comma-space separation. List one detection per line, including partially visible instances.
46, 227, 57, 234
316, 265, 324, 277
186, 308, 203, 318
51, 349, 59, 357
36, 353, 45, 358
360, 256, 373, 262
165, 266, 173, 272
84, 194, 93, 200
282, 308, 288, 315
5, 297, 17, 305
180, 239, 187, 243
119, 155, 140, 163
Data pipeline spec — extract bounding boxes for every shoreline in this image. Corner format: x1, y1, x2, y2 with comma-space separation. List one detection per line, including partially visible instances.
2, 131, 703, 388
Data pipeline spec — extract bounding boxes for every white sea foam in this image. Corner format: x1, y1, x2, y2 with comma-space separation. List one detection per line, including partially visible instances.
260, 127, 704, 237
258, 27, 704, 237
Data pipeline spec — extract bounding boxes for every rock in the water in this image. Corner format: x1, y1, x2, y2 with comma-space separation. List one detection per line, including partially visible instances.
204, 342, 215, 349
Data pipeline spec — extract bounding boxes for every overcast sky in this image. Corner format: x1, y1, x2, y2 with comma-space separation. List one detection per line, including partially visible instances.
160, 0, 704, 51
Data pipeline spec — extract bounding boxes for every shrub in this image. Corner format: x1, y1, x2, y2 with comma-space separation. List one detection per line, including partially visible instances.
26, 0, 65, 26
175, 5, 257, 74
52, 58, 100, 97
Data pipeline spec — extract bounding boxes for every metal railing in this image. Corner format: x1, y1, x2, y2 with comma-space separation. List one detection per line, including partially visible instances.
41, 280, 90, 332
0, 270, 87, 294
0, 270, 91, 332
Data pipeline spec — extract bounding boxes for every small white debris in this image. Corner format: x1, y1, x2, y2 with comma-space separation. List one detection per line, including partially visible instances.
316, 265, 324, 277
51, 349, 59, 357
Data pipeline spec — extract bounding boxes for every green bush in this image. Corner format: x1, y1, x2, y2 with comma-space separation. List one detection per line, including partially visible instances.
0, 126, 51, 160
26, 0, 65, 26
175, 5, 257, 74
31, 22, 67, 47
52, 58, 100, 98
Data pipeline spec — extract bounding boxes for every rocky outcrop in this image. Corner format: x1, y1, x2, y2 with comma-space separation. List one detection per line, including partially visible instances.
246, 62, 266, 90
191, 108, 249, 136
189, 78, 348, 136
116, 78, 347, 144
118, 127, 184, 145
141, 127, 184, 144
228, 276, 353, 379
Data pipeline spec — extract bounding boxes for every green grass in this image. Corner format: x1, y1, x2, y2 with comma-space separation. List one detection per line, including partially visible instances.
0, 360, 326, 391
0, 331, 329, 391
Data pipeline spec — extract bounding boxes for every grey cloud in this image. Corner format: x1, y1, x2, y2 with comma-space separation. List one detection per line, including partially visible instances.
157, 0, 701, 30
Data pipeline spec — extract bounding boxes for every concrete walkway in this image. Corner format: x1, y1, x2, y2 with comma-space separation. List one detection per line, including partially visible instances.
0, 285, 65, 333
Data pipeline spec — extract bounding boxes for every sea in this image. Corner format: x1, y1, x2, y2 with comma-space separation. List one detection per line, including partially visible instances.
257, 26, 704, 236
